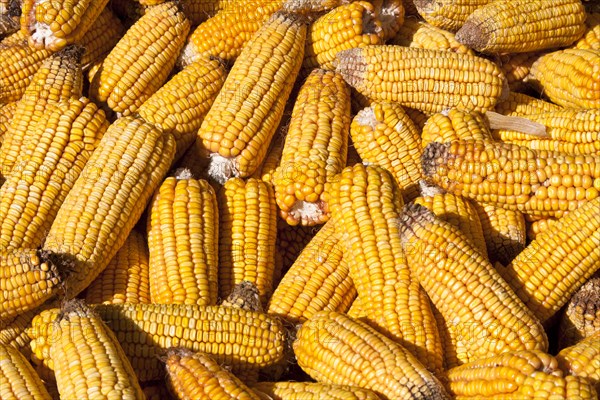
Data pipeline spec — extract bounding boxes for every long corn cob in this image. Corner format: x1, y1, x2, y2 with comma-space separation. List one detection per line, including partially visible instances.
574, 12, 600, 50
0, 0, 19, 37
495, 51, 545, 92
273, 69, 350, 226
147, 171, 219, 306
77, 7, 124, 71
557, 331, 600, 392
398, 203, 548, 364
421, 108, 493, 149
84, 229, 151, 304
412, 0, 494, 32
0, 344, 52, 400
495, 91, 562, 116
251, 382, 382, 400
390, 18, 474, 55
336, 45, 508, 114
294, 311, 450, 400
0, 100, 17, 142
558, 273, 600, 348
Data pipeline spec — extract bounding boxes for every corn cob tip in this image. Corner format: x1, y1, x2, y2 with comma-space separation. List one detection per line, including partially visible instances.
56, 298, 93, 321
419, 180, 446, 197
37, 250, 79, 297
455, 21, 488, 52
485, 111, 547, 137
397, 202, 436, 244
173, 168, 194, 180
207, 154, 237, 185
334, 48, 366, 89
286, 201, 328, 226
7, 0, 21, 16
221, 281, 263, 312
355, 105, 378, 129
421, 141, 449, 177
55, 44, 86, 65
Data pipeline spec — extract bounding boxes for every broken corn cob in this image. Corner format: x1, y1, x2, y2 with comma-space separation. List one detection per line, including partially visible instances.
574, 12, 600, 50
495, 51, 545, 92
0, 343, 52, 400
390, 18, 474, 55
421, 108, 493, 149
558, 273, 600, 348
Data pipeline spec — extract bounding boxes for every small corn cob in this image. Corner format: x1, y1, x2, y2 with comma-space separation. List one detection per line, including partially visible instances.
90, 1, 190, 116
398, 203, 548, 364
350, 103, 423, 201
574, 12, 600, 50
0, 0, 19, 37
251, 382, 382, 400
77, 7, 124, 71
147, 171, 219, 306
495, 51, 545, 92
165, 348, 262, 399
422, 140, 600, 218
0, 100, 17, 142
294, 311, 450, 400
455, 0, 587, 54
325, 164, 444, 374
557, 331, 600, 392
495, 92, 562, 116
42, 116, 175, 299
28, 307, 59, 374
336, 45, 508, 114
390, 18, 474, 55
496, 196, 600, 325
412, 0, 494, 32
447, 350, 598, 399
273, 219, 321, 283
272, 69, 350, 226
558, 273, 600, 348
218, 178, 277, 307
526, 217, 558, 241
267, 220, 356, 324
137, 58, 227, 162
84, 229, 151, 305
528, 48, 600, 109
421, 109, 493, 150
0, 344, 52, 400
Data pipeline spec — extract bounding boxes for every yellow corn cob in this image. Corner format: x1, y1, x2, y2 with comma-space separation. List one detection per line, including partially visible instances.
421, 109, 493, 150
350, 103, 423, 201
272, 69, 350, 226
147, 172, 219, 306
558, 273, 600, 348
398, 203, 548, 364
574, 13, 600, 50
336, 45, 508, 114
218, 178, 277, 307
422, 140, 600, 218
178, 0, 238, 25
252, 130, 285, 185
273, 218, 321, 284
346, 296, 365, 319
0, 98, 108, 251
84, 229, 151, 304
495, 51, 545, 92
190, 13, 306, 183
455, 0, 587, 54
137, 58, 227, 162
431, 304, 463, 369
0, 0, 19, 37
495, 92, 562, 116
390, 18, 474, 55
0, 100, 17, 142
325, 163, 444, 375
501, 138, 600, 156
557, 331, 600, 392
447, 350, 598, 399
267, 220, 356, 324
78, 7, 124, 70
90, 2, 190, 116
294, 311, 450, 400
251, 382, 382, 400
165, 348, 263, 399
0, 302, 57, 358
526, 217, 558, 241
0, 344, 52, 400
528, 48, 600, 109
412, 0, 494, 32
41, 116, 175, 300
27, 307, 59, 374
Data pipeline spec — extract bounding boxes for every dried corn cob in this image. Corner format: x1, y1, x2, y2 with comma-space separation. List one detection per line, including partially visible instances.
294, 311, 450, 400
273, 219, 320, 283
495, 51, 545, 92
372, 0, 405, 40
0, 303, 56, 358
421, 109, 493, 149
84, 229, 151, 304
90, 1, 190, 116
0, 344, 52, 400
251, 382, 382, 399
422, 140, 600, 218
147, 172, 219, 306
351, 103, 423, 201
282, 0, 344, 16
78, 7, 124, 70
0, 0, 19, 37
431, 304, 463, 369
558, 273, 600, 348
557, 331, 600, 392
574, 12, 600, 50
27, 307, 59, 374
390, 18, 474, 55
273, 69, 350, 226
325, 164, 444, 374
336, 45, 508, 114
495, 92, 562, 116
398, 203, 548, 364
0, 100, 17, 141
412, 0, 494, 32
526, 217, 558, 241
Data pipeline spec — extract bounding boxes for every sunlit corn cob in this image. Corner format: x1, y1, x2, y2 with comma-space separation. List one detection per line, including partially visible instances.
421, 109, 493, 150
272, 69, 350, 226
165, 348, 262, 399
252, 132, 285, 185
218, 178, 277, 307
0, 100, 17, 142
496, 196, 600, 325
251, 381, 382, 399
90, 1, 190, 116
398, 203, 548, 364
526, 217, 558, 241
574, 12, 600, 50
495, 92, 562, 116
325, 164, 444, 374
447, 350, 598, 399
0, 98, 108, 250
557, 331, 600, 392
147, 172, 219, 306
191, 12, 306, 183
390, 18, 474, 55
294, 311, 450, 400
137, 58, 227, 162
500, 137, 600, 156
267, 220, 355, 324
422, 140, 600, 218
558, 273, 600, 348
0, 0, 19, 37
528, 48, 600, 109
350, 102, 423, 201
336, 45, 508, 114
84, 229, 151, 304
0, 302, 56, 358
412, 0, 494, 32
0, 344, 52, 400
431, 304, 463, 369
495, 51, 545, 92
41, 116, 175, 300
273, 219, 320, 284
77, 7, 124, 70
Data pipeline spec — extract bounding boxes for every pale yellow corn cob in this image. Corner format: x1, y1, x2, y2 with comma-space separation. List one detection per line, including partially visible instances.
421, 109, 493, 150
495, 92, 562, 116
557, 331, 600, 392
574, 13, 600, 50
495, 51, 545, 92
390, 18, 474, 55
558, 273, 600, 348
0, 344, 52, 400
526, 217, 558, 241
412, 0, 494, 32
0, 0, 20, 37
251, 382, 382, 399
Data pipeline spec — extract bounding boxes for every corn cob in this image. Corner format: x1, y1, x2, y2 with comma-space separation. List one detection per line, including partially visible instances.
27, 307, 58, 375
346, 296, 364, 319
191, 13, 306, 183
0, 98, 108, 251
325, 164, 444, 374
0, 100, 17, 142
220, 280, 262, 312
399, 203, 548, 364
294, 311, 450, 400
282, 0, 344, 16
557, 331, 600, 392
251, 382, 382, 400
178, 0, 238, 25
351, 103, 423, 201
147, 172, 219, 306
41, 116, 175, 300
495, 92, 562, 116
165, 348, 262, 399
84, 229, 151, 304
0, 0, 19, 37
447, 350, 598, 399
422, 140, 600, 218
390, 18, 474, 55
574, 12, 600, 50
218, 178, 277, 307
337, 45, 508, 114
90, 2, 190, 116
528, 48, 600, 109
495, 51, 545, 92
431, 304, 463, 369
273, 219, 320, 284
252, 132, 285, 185
0, 344, 52, 400
78, 7, 124, 70
412, 0, 494, 32
558, 273, 600, 348
0, 302, 56, 358
526, 217, 558, 241
421, 109, 493, 150
501, 137, 600, 156
267, 220, 355, 324
273, 69, 350, 226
